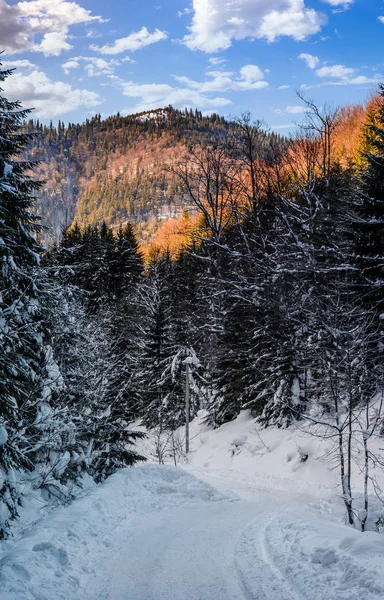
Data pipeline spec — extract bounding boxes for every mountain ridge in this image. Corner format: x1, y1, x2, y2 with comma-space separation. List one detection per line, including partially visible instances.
27, 106, 284, 247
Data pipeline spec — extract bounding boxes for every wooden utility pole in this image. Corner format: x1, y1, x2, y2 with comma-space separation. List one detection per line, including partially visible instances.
185, 362, 190, 454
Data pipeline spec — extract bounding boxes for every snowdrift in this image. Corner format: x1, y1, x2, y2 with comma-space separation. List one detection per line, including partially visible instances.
0, 466, 228, 600
139, 409, 384, 499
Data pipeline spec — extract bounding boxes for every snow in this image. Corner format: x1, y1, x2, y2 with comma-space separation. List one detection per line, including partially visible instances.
0, 424, 8, 446
3, 163, 13, 178
261, 514, 384, 599
141, 409, 340, 493
136, 109, 168, 123
144, 409, 384, 498
0, 466, 228, 599
0, 182, 17, 194
1, 413, 384, 599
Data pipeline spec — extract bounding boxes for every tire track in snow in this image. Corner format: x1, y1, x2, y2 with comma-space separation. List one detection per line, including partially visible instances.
234, 515, 304, 600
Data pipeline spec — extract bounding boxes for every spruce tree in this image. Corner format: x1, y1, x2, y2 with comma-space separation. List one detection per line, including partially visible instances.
135, 255, 188, 429
97, 221, 116, 301
356, 84, 384, 318
48, 265, 146, 483
110, 224, 144, 422
0, 64, 44, 536
114, 223, 144, 297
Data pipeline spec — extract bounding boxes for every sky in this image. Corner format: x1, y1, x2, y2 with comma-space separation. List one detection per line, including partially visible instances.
0, 0, 383, 131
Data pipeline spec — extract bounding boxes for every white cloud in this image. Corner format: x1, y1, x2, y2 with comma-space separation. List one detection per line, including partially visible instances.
298, 53, 379, 89
258, 5, 325, 42
0, 59, 37, 69
90, 26, 167, 55
302, 74, 382, 90
122, 82, 178, 101
299, 55, 364, 84
120, 64, 267, 114
62, 59, 81, 74
182, 0, 327, 52
178, 7, 193, 17
378, 16, 384, 24
271, 123, 294, 130
278, 84, 290, 89
174, 64, 267, 93
274, 105, 307, 115
62, 56, 121, 77
240, 64, 264, 83
38, 31, 72, 56
2, 67, 102, 117
83, 58, 119, 77
298, 53, 320, 69
208, 57, 226, 66
286, 105, 307, 113
321, 0, 353, 6
86, 29, 102, 39
327, 75, 382, 86
316, 64, 355, 78
0, 0, 105, 56
121, 82, 232, 114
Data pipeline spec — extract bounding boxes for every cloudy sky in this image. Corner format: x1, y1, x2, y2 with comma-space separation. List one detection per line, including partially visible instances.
0, 0, 383, 130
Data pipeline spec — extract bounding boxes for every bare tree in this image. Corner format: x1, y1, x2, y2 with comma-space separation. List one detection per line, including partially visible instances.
228, 112, 269, 218
143, 426, 186, 466
224, 113, 286, 256
145, 426, 173, 464
285, 131, 322, 189
293, 291, 381, 528
170, 140, 236, 243
358, 395, 384, 531
296, 90, 340, 179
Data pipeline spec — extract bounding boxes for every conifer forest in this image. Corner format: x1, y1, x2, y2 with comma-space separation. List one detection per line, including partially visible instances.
1, 60, 384, 548
2, 0, 384, 595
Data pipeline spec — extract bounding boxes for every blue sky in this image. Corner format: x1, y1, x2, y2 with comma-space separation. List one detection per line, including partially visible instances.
0, 0, 383, 131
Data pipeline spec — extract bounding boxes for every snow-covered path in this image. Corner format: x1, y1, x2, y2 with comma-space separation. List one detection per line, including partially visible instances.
83, 469, 307, 600
1, 465, 384, 600
92, 501, 259, 600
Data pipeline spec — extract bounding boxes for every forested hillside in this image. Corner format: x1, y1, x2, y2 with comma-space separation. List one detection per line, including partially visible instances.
26, 107, 285, 250
25, 110, 234, 238
28, 99, 375, 258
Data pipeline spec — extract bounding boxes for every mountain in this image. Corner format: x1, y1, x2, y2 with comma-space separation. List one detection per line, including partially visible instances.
28, 101, 370, 252
27, 107, 284, 247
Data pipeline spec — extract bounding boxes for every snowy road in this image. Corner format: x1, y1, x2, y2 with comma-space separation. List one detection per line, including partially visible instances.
89, 498, 302, 600
93, 501, 262, 600
1, 465, 384, 600
80, 465, 310, 600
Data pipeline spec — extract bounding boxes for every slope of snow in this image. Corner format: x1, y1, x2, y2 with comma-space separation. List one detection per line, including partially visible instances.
1, 412, 384, 600
259, 514, 384, 600
139, 409, 384, 499
0, 466, 228, 600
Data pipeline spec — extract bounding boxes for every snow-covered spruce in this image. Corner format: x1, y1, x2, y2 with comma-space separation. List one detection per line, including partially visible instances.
0, 65, 146, 538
